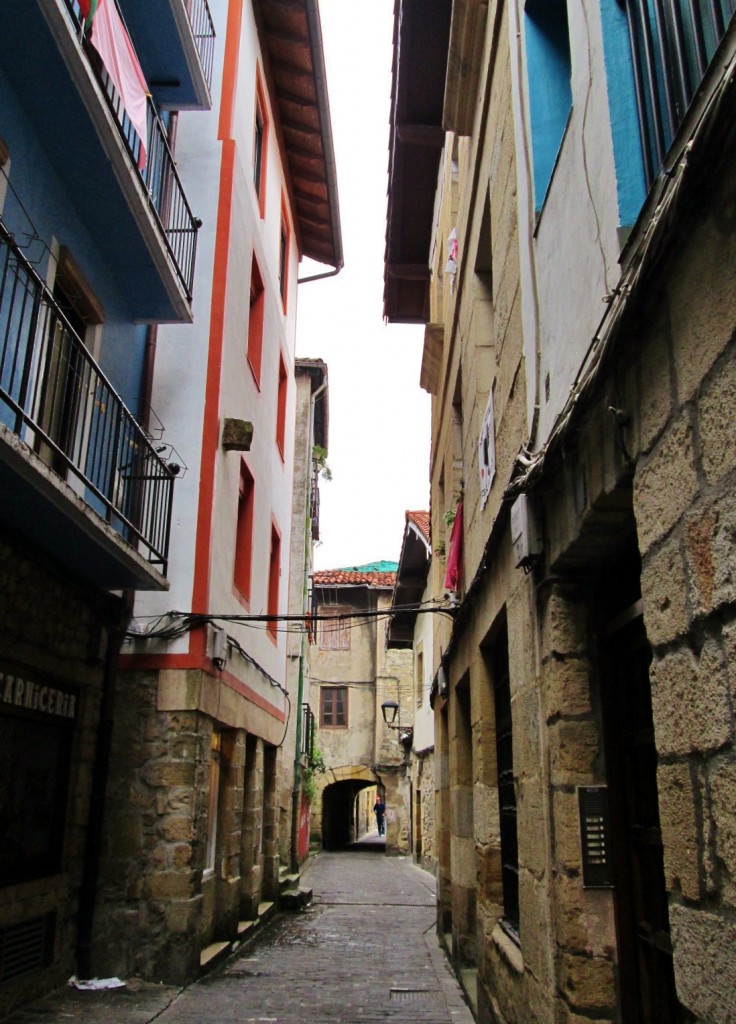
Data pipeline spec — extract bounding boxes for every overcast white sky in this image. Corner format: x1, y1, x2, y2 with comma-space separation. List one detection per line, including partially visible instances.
295, 0, 431, 572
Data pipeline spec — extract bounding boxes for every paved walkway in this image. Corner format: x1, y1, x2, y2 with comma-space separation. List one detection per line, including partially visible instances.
7, 837, 474, 1024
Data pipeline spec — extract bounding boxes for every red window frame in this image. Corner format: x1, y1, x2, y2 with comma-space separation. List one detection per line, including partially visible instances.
233, 460, 255, 603
276, 352, 288, 461
266, 522, 281, 641
278, 195, 290, 312
247, 255, 264, 388
253, 70, 269, 218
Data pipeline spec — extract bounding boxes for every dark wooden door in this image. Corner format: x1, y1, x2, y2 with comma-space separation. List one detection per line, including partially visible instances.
600, 606, 680, 1024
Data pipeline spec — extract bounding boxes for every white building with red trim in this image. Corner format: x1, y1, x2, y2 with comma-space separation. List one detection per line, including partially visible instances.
93, 0, 342, 984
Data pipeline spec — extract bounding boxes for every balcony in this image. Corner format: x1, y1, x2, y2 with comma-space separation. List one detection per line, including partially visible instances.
0, 220, 174, 590
0, 0, 199, 322
118, 0, 216, 110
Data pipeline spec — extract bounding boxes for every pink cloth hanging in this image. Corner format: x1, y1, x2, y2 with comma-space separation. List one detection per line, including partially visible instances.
443, 500, 463, 592
88, 0, 149, 169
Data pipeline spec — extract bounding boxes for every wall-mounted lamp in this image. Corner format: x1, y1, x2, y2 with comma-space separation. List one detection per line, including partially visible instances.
381, 700, 413, 748
381, 699, 400, 728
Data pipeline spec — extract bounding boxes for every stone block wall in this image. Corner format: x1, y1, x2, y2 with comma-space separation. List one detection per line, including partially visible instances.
262, 744, 279, 900
540, 588, 618, 1022
92, 674, 208, 983
93, 671, 280, 984
412, 750, 436, 870
213, 729, 246, 939
240, 734, 264, 920
625, 165, 736, 1022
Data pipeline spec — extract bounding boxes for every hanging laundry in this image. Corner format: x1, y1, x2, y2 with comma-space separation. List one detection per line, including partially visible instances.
443, 499, 463, 593
79, 0, 149, 169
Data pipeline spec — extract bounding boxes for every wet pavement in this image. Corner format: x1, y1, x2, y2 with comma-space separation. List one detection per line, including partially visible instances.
6, 835, 474, 1024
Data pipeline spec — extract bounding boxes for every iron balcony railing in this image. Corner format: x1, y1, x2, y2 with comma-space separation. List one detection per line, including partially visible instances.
0, 220, 175, 573
622, 0, 736, 186
188, 0, 216, 90
64, 0, 199, 300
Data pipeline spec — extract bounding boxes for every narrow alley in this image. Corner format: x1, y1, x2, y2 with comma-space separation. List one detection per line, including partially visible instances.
7, 842, 474, 1024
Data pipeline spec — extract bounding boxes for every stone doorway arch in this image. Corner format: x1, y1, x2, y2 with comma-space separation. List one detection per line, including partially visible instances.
313, 765, 382, 850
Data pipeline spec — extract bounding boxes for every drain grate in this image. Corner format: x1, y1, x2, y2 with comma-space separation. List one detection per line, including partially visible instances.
389, 988, 436, 1003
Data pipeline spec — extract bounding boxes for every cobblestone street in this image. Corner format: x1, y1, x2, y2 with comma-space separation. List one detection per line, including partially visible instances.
7, 841, 474, 1024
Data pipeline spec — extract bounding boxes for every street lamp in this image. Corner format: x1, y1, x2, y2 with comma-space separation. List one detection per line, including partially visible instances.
381, 699, 400, 728
381, 699, 413, 748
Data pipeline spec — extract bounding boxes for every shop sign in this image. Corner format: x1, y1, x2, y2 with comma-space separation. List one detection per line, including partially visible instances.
0, 670, 77, 721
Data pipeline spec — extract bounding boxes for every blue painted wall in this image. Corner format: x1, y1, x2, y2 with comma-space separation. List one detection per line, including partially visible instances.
0, 69, 147, 413
599, 0, 647, 227
525, 0, 573, 211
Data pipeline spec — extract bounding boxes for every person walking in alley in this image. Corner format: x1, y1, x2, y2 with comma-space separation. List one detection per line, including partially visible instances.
374, 794, 386, 836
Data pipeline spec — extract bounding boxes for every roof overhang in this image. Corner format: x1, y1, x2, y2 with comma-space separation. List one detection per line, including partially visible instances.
443, 0, 489, 136
383, 0, 452, 323
387, 518, 430, 648
254, 0, 343, 272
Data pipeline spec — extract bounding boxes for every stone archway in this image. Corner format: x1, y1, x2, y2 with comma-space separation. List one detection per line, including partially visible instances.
312, 765, 380, 850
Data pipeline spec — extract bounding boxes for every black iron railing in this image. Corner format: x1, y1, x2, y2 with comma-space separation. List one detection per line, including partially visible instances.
622, 0, 736, 186
0, 221, 175, 573
64, 0, 199, 299
188, 0, 216, 90
302, 703, 316, 762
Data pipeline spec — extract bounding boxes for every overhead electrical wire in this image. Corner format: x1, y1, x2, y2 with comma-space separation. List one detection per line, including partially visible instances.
123, 599, 457, 643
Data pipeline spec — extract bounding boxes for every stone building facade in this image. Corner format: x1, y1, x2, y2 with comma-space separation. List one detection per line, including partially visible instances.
308, 565, 413, 855
282, 358, 330, 869
385, 1, 736, 1022
388, 510, 437, 871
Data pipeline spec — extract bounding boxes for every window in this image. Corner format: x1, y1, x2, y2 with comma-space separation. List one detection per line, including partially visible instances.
318, 606, 351, 650
266, 523, 281, 640
0, 681, 76, 886
524, 0, 572, 211
276, 353, 287, 460
253, 73, 268, 217
234, 461, 255, 602
247, 255, 264, 387
38, 246, 104, 476
620, 0, 735, 189
278, 199, 290, 310
320, 686, 347, 727
415, 646, 424, 708
491, 618, 519, 934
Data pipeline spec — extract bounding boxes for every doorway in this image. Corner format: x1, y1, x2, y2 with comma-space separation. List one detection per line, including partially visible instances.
596, 559, 682, 1023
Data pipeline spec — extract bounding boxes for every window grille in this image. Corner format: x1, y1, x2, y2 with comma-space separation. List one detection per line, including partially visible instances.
622, 0, 736, 185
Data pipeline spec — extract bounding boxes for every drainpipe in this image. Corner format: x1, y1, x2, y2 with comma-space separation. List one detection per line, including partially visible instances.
291, 378, 327, 871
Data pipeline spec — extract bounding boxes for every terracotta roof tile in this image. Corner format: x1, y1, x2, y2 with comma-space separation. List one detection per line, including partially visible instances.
406, 510, 430, 543
314, 562, 397, 587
